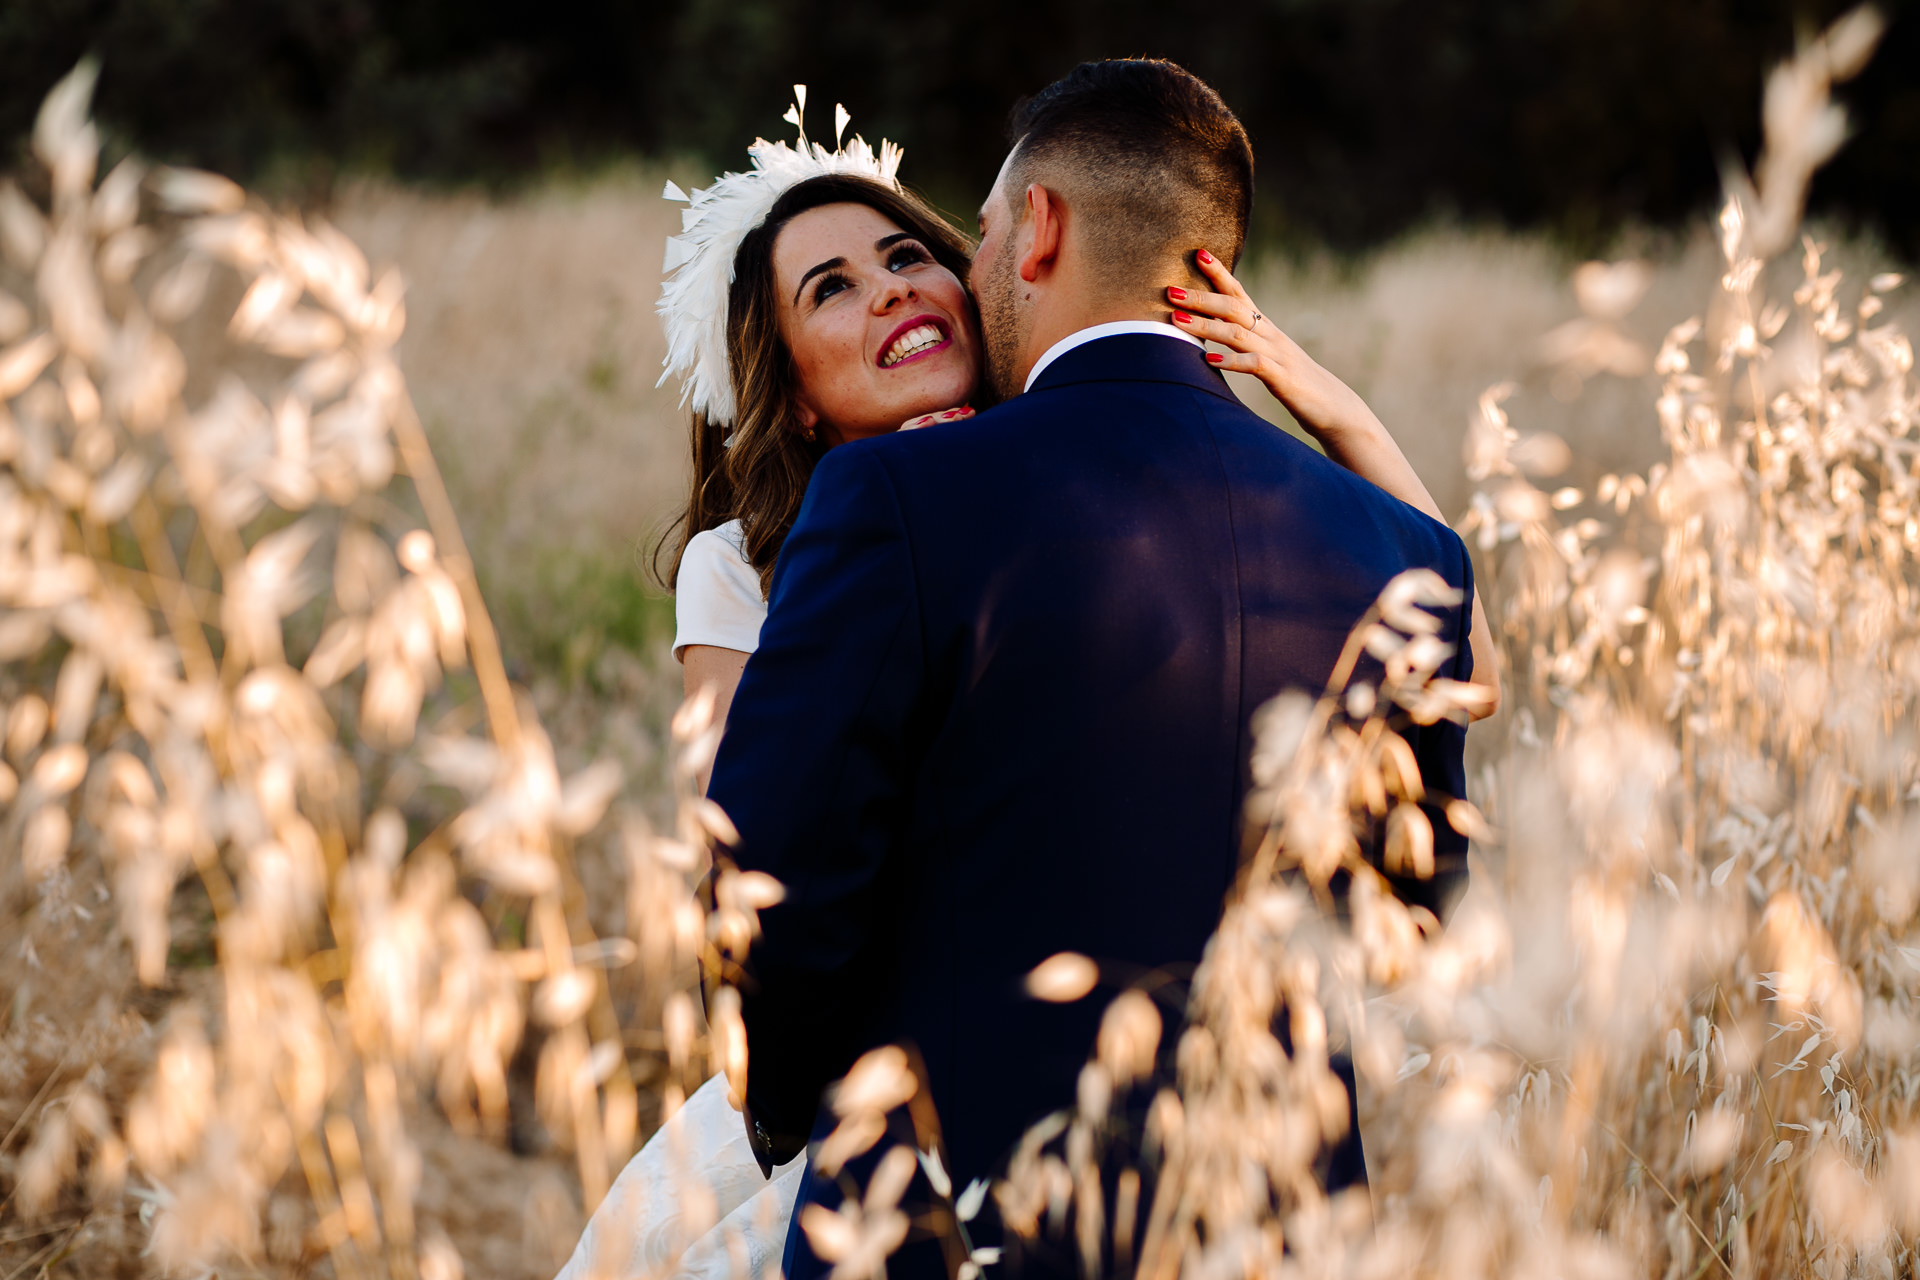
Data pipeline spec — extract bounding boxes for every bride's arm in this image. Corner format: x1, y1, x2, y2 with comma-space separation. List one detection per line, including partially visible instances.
1169, 254, 1501, 721
683, 644, 749, 793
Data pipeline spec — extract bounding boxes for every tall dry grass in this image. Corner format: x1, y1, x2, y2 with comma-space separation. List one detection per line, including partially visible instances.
330, 176, 689, 574
0, 61, 766, 1280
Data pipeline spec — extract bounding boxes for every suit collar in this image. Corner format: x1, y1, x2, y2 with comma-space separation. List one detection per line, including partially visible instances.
1024, 320, 1202, 391
1023, 331, 1242, 405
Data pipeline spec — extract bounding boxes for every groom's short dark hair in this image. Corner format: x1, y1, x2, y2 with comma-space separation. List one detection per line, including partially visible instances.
1004, 59, 1254, 279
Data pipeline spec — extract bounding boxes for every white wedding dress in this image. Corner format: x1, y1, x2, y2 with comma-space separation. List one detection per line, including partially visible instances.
556, 527, 796, 1279
556, 1072, 805, 1280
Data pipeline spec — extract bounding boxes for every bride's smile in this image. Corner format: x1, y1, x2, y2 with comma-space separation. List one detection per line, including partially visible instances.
771, 201, 979, 446
877, 316, 951, 368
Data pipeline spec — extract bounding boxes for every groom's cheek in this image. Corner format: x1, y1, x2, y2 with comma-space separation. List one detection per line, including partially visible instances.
971, 225, 1002, 293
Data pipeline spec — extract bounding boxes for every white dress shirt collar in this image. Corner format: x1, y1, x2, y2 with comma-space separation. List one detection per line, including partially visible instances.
1022, 320, 1205, 393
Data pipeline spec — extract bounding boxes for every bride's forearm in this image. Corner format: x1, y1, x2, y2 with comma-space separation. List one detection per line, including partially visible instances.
683, 644, 750, 793
1309, 405, 1444, 524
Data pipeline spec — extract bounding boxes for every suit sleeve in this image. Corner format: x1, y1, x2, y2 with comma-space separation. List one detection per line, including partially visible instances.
705, 445, 924, 1138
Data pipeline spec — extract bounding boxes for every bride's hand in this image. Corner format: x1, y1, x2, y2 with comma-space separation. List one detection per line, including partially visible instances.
1172, 252, 1504, 721
900, 406, 974, 431
1167, 251, 1385, 451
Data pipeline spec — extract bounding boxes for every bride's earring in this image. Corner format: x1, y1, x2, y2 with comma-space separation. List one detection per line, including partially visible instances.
800, 424, 817, 442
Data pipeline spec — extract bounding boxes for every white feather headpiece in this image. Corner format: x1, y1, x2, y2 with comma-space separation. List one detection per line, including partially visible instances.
658, 86, 904, 428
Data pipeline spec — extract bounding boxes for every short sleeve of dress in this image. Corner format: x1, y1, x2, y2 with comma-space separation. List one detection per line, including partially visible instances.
673, 521, 767, 662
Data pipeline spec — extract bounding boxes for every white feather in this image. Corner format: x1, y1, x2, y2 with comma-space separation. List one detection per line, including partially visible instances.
657, 96, 904, 427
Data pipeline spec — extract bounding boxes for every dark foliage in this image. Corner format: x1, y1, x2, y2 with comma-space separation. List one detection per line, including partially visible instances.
2, 0, 1914, 256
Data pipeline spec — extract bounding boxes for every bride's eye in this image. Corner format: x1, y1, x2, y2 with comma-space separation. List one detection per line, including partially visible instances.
887, 243, 930, 271
811, 271, 852, 305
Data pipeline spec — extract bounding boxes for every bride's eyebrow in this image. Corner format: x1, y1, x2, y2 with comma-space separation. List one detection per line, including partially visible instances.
794, 257, 846, 305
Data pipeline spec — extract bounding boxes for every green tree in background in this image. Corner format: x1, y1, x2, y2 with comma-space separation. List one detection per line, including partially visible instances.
2, 0, 1915, 256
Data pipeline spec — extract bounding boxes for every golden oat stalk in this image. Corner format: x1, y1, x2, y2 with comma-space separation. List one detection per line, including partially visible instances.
0, 62, 754, 1280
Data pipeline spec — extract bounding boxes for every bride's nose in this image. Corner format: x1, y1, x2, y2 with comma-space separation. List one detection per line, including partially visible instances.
872, 271, 915, 312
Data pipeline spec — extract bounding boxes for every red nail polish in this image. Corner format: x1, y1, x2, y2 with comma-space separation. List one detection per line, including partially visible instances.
1172, 311, 1193, 324
1167, 286, 1187, 302
1206, 352, 1225, 365
1197, 249, 1215, 266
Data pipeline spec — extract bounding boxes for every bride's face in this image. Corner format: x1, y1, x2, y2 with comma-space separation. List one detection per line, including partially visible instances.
772, 202, 979, 447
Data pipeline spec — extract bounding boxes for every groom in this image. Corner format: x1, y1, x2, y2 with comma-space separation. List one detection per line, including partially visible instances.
708, 59, 1474, 1279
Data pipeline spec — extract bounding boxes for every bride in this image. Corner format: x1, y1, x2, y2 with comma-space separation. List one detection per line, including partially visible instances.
556, 92, 1497, 1280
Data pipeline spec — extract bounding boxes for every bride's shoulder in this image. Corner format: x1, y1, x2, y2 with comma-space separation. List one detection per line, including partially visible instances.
681, 521, 756, 596
687, 518, 749, 564
675, 520, 763, 660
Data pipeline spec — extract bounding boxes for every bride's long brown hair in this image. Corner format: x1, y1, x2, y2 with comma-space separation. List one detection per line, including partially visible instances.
653, 174, 978, 598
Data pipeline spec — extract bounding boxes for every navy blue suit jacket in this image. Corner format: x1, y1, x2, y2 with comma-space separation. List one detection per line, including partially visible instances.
706, 333, 1473, 1275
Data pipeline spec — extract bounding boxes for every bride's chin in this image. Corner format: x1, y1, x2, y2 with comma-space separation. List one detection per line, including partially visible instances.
893, 377, 976, 413
862, 356, 978, 428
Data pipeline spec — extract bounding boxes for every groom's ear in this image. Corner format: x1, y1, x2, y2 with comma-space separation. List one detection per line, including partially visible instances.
1018, 184, 1063, 284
